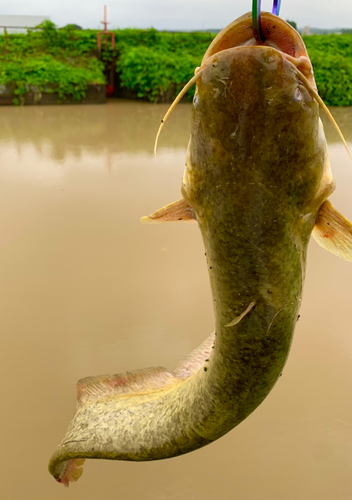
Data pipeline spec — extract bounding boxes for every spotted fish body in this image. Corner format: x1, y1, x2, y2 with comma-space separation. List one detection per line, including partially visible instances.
49, 13, 351, 486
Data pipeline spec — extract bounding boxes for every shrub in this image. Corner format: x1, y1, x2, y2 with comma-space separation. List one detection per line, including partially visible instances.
116, 46, 200, 102
0, 24, 351, 106
0, 55, 105, 103
0, 21, 104, 103
303, 35, 352, 106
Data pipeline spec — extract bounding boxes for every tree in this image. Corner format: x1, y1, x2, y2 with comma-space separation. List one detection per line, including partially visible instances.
286, 20, 297, 30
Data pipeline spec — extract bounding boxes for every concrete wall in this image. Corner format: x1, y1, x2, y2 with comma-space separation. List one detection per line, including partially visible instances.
0, 84, 106, 105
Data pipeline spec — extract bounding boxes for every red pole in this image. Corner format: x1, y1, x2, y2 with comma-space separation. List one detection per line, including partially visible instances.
96, 6, 115, 97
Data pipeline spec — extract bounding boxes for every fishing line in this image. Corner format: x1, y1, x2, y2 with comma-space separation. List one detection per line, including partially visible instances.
272, 0, 282, 16
252, 0, 265, 42
252, 0, 282, 42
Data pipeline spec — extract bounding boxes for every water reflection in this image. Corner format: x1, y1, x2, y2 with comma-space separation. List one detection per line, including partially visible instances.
0, 101, 350, 163
0, 101, 350, 500
0, 100, 191, 160
321, 107, 352, 143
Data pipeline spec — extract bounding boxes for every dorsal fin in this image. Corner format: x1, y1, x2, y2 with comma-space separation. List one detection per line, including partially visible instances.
140, 198, 197, 224
312, 200, 352, 261
76, 367, 180, 408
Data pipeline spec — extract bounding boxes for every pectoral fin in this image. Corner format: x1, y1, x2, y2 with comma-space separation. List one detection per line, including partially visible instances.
312, 200, 352, 261
141, 198, 196, 224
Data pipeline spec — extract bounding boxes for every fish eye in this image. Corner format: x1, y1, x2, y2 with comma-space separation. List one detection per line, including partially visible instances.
294, 87, 303, 103
193, 94, 200, 108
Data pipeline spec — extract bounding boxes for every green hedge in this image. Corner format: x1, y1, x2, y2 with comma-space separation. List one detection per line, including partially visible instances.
0, 22, 351, 105
0, 22, 104, 102
0, 56, 104, 104
115, 32, 352, 105
116, 46, 200, 102
302, 35, 352, 106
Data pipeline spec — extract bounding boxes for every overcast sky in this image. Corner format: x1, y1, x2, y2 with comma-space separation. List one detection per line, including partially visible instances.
1, 0, 351, 30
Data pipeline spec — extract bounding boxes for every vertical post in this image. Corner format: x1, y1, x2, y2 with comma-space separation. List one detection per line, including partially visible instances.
96, 6, 116, 97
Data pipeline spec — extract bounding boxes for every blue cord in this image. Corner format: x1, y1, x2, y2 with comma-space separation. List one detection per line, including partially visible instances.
272, 0, 282, 15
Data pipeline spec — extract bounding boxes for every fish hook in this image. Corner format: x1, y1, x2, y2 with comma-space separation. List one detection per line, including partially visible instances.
252, 0, 282, 43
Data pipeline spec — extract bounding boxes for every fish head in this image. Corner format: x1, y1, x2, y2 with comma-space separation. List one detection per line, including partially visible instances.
183, 13, 335, 228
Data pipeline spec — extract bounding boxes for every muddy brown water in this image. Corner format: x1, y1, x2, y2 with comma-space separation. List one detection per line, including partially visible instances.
0, 101, 351, 500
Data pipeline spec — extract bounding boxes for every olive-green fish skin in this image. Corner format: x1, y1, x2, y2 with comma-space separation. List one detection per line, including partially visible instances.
49, 28, 336, 486
182, 46, 334, 437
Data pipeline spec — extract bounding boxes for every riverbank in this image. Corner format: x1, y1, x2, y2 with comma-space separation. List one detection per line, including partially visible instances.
0, 83, 106, 105
0, 21, 351, 106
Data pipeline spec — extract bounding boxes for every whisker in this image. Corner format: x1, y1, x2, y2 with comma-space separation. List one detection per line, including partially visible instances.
154, 69, 205, 157
295, 68, 351, 161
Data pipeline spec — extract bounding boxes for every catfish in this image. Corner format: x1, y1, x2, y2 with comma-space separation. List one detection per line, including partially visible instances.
49, 12, 351, 486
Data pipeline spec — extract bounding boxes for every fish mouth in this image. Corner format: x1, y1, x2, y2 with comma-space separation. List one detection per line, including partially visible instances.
201, 12, 315, 88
